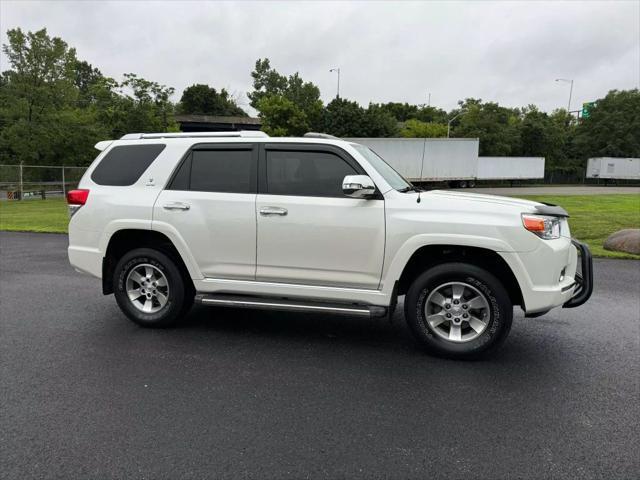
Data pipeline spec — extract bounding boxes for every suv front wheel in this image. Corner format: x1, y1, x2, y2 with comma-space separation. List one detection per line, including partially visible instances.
404, 263, 513, 359
113, 248, 193, 327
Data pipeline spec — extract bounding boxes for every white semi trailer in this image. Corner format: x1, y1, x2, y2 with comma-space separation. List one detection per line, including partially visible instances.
345, 138, 479, 185
477, 156, 545, 180
346, 137, 545, 186
586, 157, 640, 180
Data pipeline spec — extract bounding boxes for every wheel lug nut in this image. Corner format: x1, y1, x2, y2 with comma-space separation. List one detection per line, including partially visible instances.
462, 304, 468, 310
463, 313, 469, 318
445, 313, 452, 318
453, 299, 460, 305
445, 304, 451, 309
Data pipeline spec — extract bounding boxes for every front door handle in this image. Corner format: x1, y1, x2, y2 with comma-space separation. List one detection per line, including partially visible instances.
163, 202, 190, 211
260, 206, 288, 216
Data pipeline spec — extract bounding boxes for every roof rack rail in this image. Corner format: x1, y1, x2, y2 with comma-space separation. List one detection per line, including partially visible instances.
120, 131, 269, 140
303, 132, 340, 140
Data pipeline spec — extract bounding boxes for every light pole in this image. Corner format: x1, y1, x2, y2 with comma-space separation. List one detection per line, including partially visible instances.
555, 78, 574, 112
447, 110, 467, 138
329, 68, 340, 98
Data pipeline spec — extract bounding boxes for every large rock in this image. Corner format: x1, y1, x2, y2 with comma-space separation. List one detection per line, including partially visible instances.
603, 229, 640, 255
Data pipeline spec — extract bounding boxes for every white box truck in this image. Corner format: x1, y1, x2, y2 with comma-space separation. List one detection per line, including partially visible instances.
586, 157, 640, 180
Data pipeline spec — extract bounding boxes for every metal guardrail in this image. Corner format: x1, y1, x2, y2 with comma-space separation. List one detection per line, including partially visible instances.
0, 164, 88, 200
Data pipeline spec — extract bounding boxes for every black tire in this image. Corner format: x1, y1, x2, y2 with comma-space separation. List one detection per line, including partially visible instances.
404, 262, 512, 359
113, 248, 193, 328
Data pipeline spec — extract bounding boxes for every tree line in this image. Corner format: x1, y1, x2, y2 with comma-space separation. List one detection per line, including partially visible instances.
1, 27, 638, 181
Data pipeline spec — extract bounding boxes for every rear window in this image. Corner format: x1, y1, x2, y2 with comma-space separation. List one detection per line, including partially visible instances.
167, 148, 255, 193
91, 144, 165, 186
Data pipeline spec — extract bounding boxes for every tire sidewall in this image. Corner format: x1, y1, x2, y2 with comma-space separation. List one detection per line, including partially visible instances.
114, 248, 185, 327
405, 263, 512, 358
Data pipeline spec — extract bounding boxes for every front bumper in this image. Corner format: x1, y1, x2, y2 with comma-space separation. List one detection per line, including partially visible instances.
562, 239, 593, 308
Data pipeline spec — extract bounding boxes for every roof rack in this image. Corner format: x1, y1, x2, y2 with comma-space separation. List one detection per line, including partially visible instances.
120, 131, 269, 140
303, 132, 340, 140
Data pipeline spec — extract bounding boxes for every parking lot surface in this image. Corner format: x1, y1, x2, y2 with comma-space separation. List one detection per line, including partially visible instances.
1, 231, 639, 479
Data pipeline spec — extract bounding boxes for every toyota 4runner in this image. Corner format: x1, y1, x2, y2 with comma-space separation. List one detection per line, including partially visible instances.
67, 131, 593, 358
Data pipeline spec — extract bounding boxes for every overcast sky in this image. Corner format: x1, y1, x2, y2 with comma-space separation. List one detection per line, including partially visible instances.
2, 0, 638, 115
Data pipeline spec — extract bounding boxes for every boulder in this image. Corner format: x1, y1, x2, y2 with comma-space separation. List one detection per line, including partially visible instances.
603, 229, 640, 255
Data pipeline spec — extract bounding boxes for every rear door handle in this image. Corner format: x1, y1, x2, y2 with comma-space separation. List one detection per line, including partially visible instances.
260, 206, 288, 216
163, 202, 190, 211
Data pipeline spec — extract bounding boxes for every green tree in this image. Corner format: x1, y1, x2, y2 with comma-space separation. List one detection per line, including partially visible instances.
256, 95, 308, 136
178, 84, 247, 116
74, 60, 103, 107
320, 99, 398, 137
573, 89, 640, 159
371, 102, 418, 122
452, 99, 521, 156
414, 105, 448, 124
321, 98, 368, 137
369, 102, 447, 124
0, 28, 104, 166
248, 58, 323, 135
0, 28, 182, 166
400, 119, 447, 138
363, 103, 399, 137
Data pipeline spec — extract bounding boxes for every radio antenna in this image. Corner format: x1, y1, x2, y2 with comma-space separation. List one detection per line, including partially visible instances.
417, 136, 427, 203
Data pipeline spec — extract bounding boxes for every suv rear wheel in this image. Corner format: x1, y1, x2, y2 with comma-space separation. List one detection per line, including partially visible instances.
113, 248, 193, 327
404, 262, 512, 359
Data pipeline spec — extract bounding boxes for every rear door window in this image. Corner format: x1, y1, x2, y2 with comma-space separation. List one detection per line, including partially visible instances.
168, 147, 257, 194
265, 150, 357, 197
91, 144, 165, 186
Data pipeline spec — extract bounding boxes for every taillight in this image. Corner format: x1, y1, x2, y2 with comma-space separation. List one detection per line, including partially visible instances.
67, 189, 90, 205
67, 189, 89, 218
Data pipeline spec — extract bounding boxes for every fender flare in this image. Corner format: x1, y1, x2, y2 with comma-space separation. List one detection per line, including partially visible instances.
381, 234, 520, 296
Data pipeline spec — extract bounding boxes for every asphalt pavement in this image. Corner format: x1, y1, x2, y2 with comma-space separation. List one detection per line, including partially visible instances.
1, 232, 639, 479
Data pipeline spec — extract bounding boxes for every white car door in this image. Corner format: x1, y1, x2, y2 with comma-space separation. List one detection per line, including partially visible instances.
153, 144, 258, 280
256, 144, 385, 289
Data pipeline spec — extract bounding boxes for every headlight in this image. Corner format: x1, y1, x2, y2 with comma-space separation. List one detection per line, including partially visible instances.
521, 214, 561, 240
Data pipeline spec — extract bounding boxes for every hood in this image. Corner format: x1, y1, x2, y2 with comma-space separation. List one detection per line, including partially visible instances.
426, 190, 542, 211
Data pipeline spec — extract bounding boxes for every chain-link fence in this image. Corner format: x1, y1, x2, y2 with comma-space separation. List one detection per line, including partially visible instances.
0, 164, 88, 200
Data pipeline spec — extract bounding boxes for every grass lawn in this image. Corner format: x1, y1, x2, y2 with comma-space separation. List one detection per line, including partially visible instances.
1, 194, 639, 258
0, 197, 69, 234
519, 194, 640, 259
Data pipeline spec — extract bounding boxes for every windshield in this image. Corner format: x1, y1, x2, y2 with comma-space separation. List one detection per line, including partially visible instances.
352, 144, 412, 191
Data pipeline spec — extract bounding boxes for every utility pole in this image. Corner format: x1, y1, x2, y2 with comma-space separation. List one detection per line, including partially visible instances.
427, 92, 431, 106
555, 78, 574, 112
329, 68, 340, 98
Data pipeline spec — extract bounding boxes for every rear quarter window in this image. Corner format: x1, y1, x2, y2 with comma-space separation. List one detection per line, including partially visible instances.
91, 144, 166, 186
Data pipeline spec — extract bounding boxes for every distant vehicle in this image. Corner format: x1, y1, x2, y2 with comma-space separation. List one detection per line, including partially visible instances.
586, 157, 640, 181
345, 138, 545, 186
67, 131, 592, 359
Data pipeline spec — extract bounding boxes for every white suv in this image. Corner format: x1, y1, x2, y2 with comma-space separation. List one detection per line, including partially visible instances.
67, 131, 592, 358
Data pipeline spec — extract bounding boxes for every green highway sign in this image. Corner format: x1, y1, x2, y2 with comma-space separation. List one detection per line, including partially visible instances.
582, 101, 597, 118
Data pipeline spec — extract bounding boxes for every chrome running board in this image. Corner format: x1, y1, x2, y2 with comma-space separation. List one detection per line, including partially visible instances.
194, 293, 387, 318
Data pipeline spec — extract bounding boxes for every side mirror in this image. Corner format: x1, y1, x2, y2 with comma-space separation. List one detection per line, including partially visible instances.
342, 175, 376, 198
